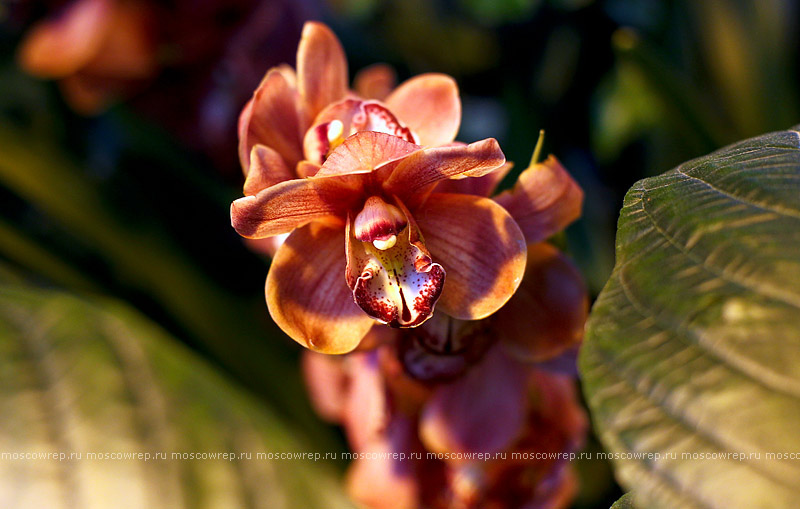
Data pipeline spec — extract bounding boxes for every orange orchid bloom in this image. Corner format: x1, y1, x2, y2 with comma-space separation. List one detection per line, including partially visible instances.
303, 333, 587, 509
237, 21, 461, 180
17, 0, 157, 114
236, 22, 463, 257
299, 144, 588, 508
232, 130, 525, 353
233, 22, 541, 353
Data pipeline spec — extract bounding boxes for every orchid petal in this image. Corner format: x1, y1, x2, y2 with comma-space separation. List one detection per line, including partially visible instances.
238, 65, 298, 171
493, 155, 583, 243
237, 98, 255, 172
243, 236, 288, 258
495, 243, 588, 363
433, 162, 514, 198
417, 193, 526, 320
239, 68, 303, 172
355, 323, 398, 351
316, 131, 420, 177
17, 0, 112, 78
79, 2, 155, 78
297, 21, 348, 122
296, 160, 321, 178
341, 352, 389, 451
346, 416, 420, 509
386, 73, 461, 146
231, 177, 358, 238
58, 74, 114, 114
420, 346, 528, 455
383, 139, 505, 205
346, 209, 445, 328
398, 313, 492, 382
353, 63, 397, 101
305, 101, 418, 164
243, 144, 294, 196
266, 224, 375, 353
301, 351, 347, 423
525, 371, 587, 455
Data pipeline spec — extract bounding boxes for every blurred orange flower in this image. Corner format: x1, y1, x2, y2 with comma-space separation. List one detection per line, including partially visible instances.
302, 257, 588, 507
17, 0, 157, 114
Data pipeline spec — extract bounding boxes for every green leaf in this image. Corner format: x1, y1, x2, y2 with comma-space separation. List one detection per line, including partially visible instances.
610, 492, 636, 509
0, 283, 352, 508
0, 122, 326, 437
580, 128, 800, 507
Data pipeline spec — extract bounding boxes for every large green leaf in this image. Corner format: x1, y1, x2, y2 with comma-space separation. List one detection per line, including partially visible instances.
0, 283, 352, 509
580, 128, 800, 508
0, 121, 326, 439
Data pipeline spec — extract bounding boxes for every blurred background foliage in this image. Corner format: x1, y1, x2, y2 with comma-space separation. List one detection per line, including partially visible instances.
0, 0, 798, 507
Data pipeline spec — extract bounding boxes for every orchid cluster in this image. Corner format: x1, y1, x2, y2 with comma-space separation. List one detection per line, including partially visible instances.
302, 240, 588, 508
232, 21, 588, 509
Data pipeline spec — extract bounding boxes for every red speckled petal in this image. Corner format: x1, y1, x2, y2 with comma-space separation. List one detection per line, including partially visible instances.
305, 100, 418, 164
416, 193, 526, 320
386, 73, 461, 146
266, 224, 375, 353
493, 155, 583, 243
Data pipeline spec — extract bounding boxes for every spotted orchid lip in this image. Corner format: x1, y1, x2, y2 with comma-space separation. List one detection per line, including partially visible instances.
304, 100, 418, 165
346, 201, 445, 328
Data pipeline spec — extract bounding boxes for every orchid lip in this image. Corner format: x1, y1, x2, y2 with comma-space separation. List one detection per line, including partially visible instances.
304, 100, 419, 164
346, 204, 445, 328
353, 230, 445, 327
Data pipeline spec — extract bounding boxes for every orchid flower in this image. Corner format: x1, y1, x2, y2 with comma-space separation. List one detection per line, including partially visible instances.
302, 339, 587, 509
17, 0, 156, 114
301, 244, 588, 507
299, 141, 588, 507
233, 23, 537, 353
237, 21, 460, 258
232, 130, 526, 353
238, 21, 461, 179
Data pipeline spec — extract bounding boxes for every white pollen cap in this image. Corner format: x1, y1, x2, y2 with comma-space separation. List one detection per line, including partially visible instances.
372, 235, 397, 250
